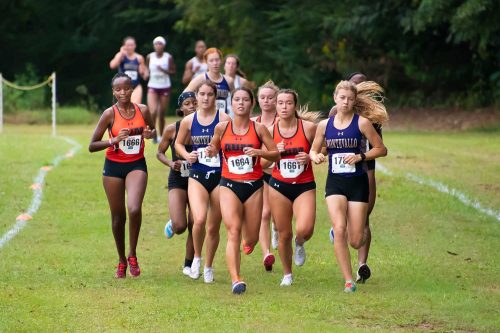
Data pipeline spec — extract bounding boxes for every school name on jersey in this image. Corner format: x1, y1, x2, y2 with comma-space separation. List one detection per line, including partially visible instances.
192, 135, 212, 145
326, 138, 358, 149
280, 147, 304, 156
224, 143, 253, 152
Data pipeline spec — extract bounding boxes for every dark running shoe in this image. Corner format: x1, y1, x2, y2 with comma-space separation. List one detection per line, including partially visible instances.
356, 264, 371, 283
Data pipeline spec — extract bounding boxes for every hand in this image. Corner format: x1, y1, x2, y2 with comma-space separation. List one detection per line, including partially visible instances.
205, 143, 217, 157
170, 160, 183, 171
120, 46, 126, 57
311, 152, 326, 164
113, 128, 130, 143
344, 154, 362, 165
143, 126, 154, 139
277, 140, 285, 153
295, 152, 310, 165
243, 147, 260, 157
186, 151, 199, 164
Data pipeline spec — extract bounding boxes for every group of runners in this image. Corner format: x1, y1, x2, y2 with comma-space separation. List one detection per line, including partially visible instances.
90, 37, 388, 295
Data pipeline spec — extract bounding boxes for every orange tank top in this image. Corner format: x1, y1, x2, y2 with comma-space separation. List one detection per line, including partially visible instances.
106, 104, 146, 163
272, 118, 314, 183
221, 121, 263, 181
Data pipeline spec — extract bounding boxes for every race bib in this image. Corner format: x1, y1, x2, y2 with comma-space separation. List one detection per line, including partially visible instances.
279, 158, 304, 178
216, 99, 227, 114
124, 70, 138, 81
197, 148, 220, 167
119, 135, 142, 155
180, 161, 191, 177
331, 153, 356, 173
227, 155, 253, 175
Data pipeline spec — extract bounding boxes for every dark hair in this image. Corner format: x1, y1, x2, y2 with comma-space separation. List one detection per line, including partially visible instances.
225, 54, 247, 79
196, 80, 218, 95
123, 36, 135, 44
231, 87, 255, 104
111, 72, 132, 87
346, 72, 367, 81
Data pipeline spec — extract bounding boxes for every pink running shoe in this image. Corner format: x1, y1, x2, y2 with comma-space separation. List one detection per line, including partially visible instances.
242, 240, 254, 255
127, 256, 141, 277
263, 253, 275, 272
115, 262, 127, 279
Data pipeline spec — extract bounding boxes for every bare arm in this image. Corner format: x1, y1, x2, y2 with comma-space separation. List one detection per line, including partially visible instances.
138, 54, 149, 80
156, 124, 176, 168
295, 121, 317, 165
344, 117, 387, 164
109, 49, 125, 70
251, 123, 280, 161
309, 119, 328, 164
167, 56, 176, 75
184, 74, 203, 93
174, 115, 198, 163
182, 59, 194, 85
89, 108, 126, 152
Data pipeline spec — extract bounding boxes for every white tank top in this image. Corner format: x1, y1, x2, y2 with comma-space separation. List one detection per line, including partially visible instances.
191, 56, 208, 78
234, 75, 242, 89
148, 52, 171, 89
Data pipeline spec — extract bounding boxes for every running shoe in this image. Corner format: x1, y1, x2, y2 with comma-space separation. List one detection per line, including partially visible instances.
280, 274, 293, 287
204, 267, 214, 284
263, 253, 275, 272
164, 220, 174, 239
294, 238, 306, 266
182, 266, 191, 277
356, 264, 371, 284
271, 225, 279, 250
242, 240, 254, 255
127, 256, 141, 277
329, 227, 335, 244
115, 262, 127, 279
232, 281, 247, 295
190, 257, 201, 279
344, 280, 357, 293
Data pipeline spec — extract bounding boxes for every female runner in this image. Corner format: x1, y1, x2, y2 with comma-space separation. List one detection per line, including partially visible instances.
251, 80, 280, 271
266, 89, 319, 287
175, 81, 231, 283
206, 87, 279, 294
310, 80, 387, 293
89, 73, 155, 278
157, 91, 197, 276
109, 36, 148, 104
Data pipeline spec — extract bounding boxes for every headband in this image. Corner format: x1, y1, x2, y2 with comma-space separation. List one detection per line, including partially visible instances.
177, 91, 196, 107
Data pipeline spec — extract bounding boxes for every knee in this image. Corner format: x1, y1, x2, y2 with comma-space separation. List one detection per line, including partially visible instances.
349, 236, 363, 249
127, 205, 141, 218
174, 222, 187, 234
262, 207, 271, 221
278, 229, 293, 243
333, 225, 347, 240
206, 223, 220, 237
192, 216, 206, 227
111, 214, 126, 228
297, 225, 314, 241
226, 226, 241, 242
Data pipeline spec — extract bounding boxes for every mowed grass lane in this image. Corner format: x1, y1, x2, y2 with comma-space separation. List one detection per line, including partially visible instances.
0, 124, 498, 332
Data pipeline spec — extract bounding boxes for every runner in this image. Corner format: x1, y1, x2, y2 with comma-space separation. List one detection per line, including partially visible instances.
89, 73, 155, 278
328, 72, 387, 284
224, 54, 253, 117
157, 91, 197, 276
310, 80, 387, 293
109, 36, 148, 104
147, 36, 176, 143
266, 89, 319, 287
205, 87, 279, 294
184, 48, 234, 116
251, 80, 280, 271
175, 80, 231, 283
182, 40, 208, 85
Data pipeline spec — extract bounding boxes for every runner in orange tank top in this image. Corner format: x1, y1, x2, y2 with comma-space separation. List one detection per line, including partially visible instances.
206, 87, 279, 294
89, 73, 155, 279
265, 89, 318, 287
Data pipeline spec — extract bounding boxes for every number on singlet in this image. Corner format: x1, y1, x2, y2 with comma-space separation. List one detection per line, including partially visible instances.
197, 148, 221, 167
227, 155, 253, 175
279, 158, 305, 178
331, 153, 356, 173
180, 161, 191, 177
216, 100, 226, 114
119, 135, 142, 155
124, 70, 138, 81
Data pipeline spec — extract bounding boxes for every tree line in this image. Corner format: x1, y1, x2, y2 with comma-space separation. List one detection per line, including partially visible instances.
1, 0, 498, 112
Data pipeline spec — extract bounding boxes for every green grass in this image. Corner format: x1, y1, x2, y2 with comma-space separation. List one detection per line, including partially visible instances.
4, 106, 98, 125
0, 123, 499, 332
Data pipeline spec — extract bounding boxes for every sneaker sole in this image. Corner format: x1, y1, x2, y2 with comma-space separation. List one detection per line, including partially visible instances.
232, 282, 246, 294
263, 254, 275, 272
357, 265, 371, 283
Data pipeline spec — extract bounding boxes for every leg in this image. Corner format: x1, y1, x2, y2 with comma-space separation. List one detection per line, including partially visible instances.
358, 170, 376, 264
102, 176, 126, 263
187, 179, 209, 259
220, 187, 244, 283
205, 186, 222, 268
147, 90, 160, 130
326, 195, 352, 281
346, 201, 369, 250
269, 187, 294, 275
242, 188, 263, 249
168, 188, 189, 234
259, 182, 272, 257
158, 94, 170, 138
185, 206, 195, 261
293, 190, 316, 245
131, 84, 143, 104
125, 170, 148, 258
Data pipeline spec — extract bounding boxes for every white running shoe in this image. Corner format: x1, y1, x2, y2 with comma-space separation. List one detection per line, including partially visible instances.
190, 257, 201, 279
204, 267, 214, 283
280, 274, 293, 287
294, 238, 306, 266
182, 266, 191, 277
271, 225, 279, 250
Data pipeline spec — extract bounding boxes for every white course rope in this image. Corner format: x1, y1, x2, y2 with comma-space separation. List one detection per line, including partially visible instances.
0, 136, 81, 250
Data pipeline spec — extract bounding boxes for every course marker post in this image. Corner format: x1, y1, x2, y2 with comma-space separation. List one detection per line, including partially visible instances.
51, 72, 56, 137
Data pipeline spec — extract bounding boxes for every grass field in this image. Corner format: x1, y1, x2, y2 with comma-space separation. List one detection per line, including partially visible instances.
0, 122, 499, 332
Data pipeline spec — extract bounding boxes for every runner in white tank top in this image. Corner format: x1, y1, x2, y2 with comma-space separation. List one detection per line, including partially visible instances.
182, 40, 208, 85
